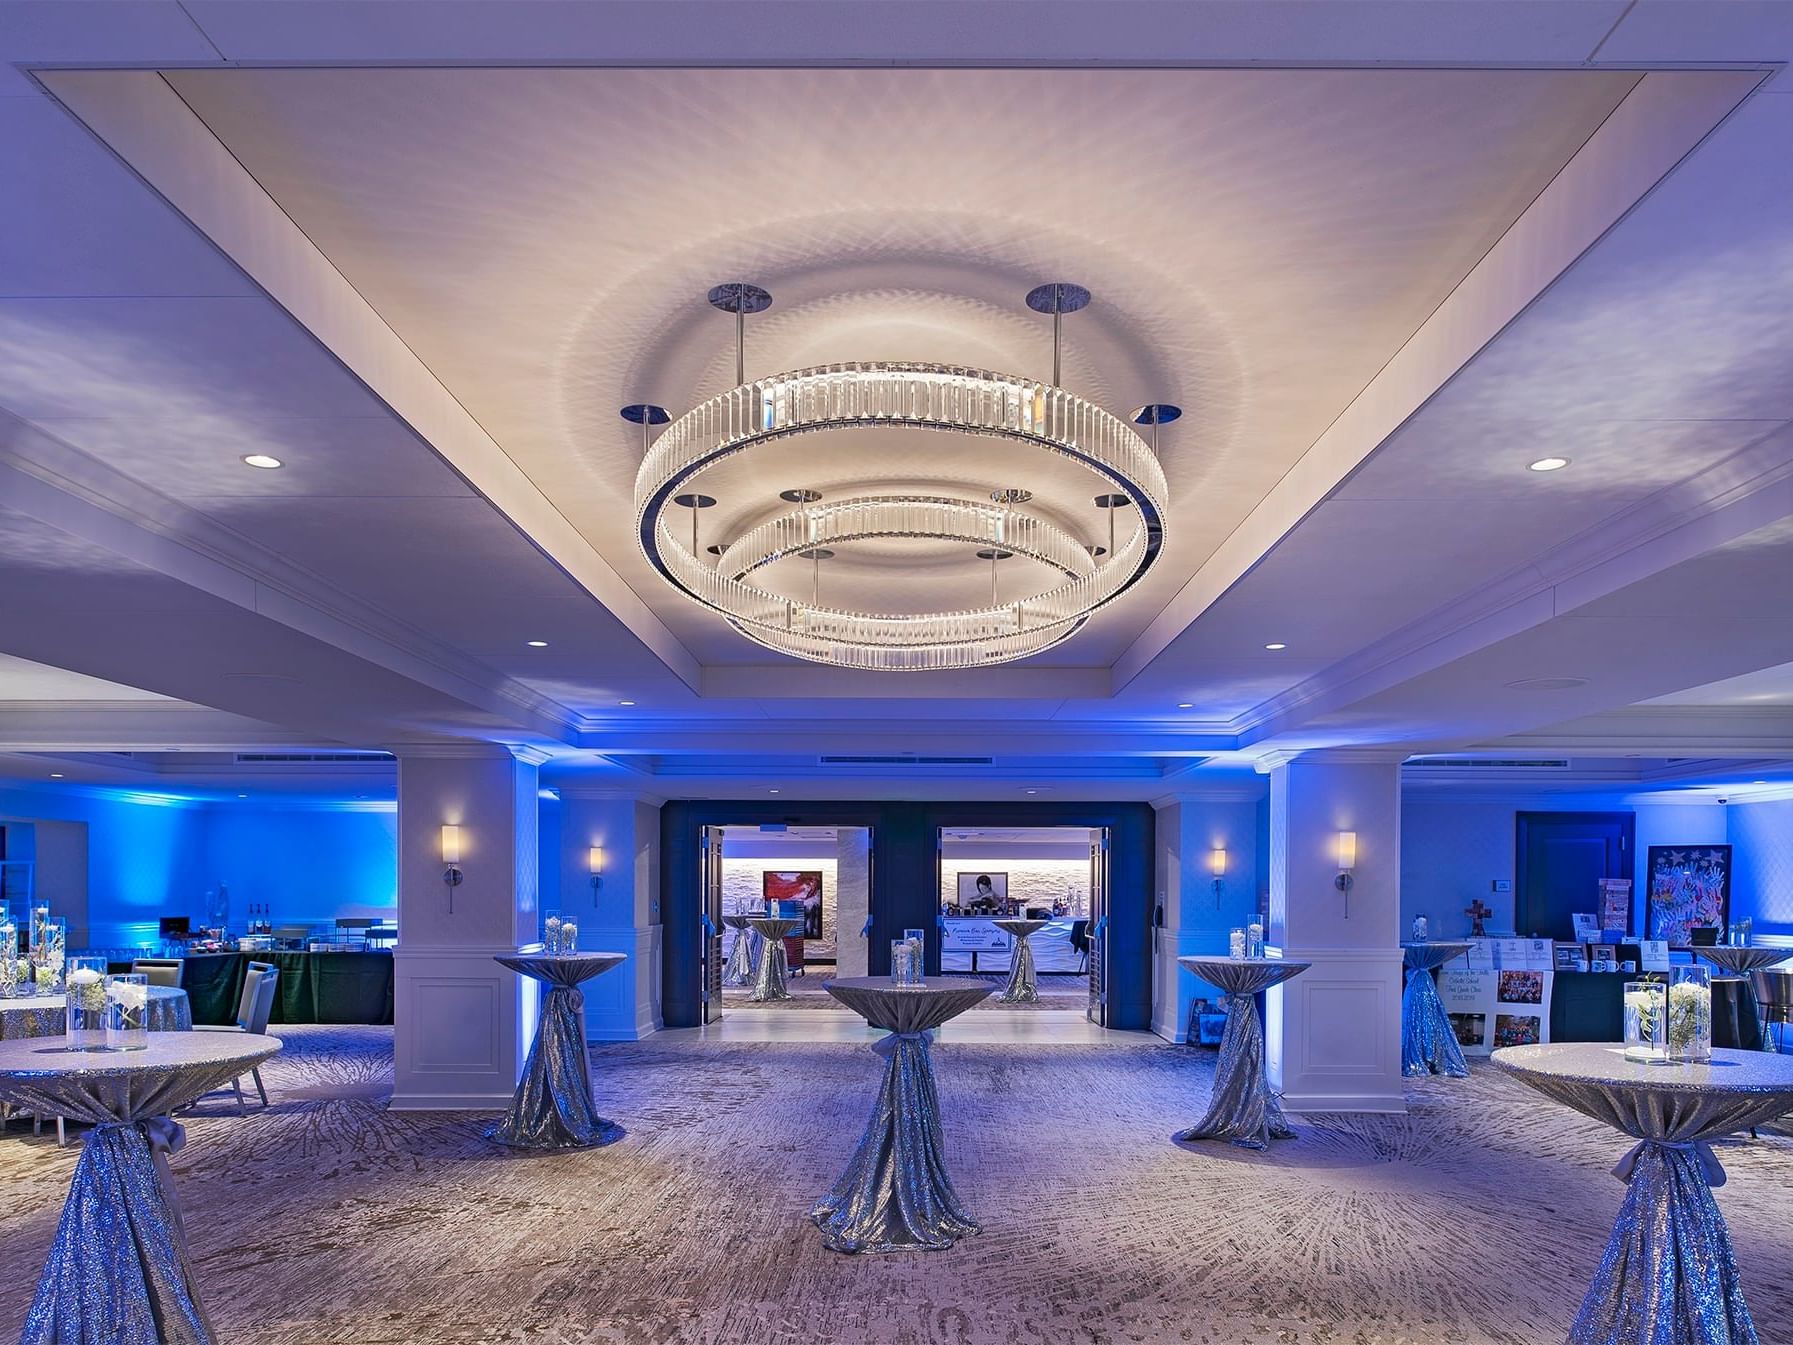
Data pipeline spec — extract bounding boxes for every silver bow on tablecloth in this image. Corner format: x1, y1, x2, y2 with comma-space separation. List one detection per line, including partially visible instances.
1175, 958, 1311, 1150
1495, 1043, 1793, 1345
486, 955, 625, 1150
1401, 943, 1470, 1079
813, 978, 993, 1253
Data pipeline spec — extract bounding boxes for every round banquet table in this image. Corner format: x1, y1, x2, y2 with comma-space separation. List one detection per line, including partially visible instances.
813, 977, 995, 1253
747, 916, 803, 1002
487, 953, 626, 1149
0, 986, 192, 1040
720, 913, 756, 987
991, 918, 1048, 1003
1493, 1043, 1793, 1345
1176, 956, 1311, 1149
1400, 942, 1472, 1078
0, 1030, 281, 1345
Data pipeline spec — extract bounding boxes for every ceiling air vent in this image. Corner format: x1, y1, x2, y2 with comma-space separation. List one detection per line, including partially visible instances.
1406, 758, 1571, 770
818, 755, 994, 767
233, 752, 395, 764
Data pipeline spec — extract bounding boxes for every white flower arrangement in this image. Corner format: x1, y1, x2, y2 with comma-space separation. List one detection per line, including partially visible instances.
1667, 980, 1711, 1052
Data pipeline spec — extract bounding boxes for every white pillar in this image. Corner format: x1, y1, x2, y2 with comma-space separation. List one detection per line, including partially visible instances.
1261, 750, 1406, 1114
558, 789, 662, 1040
1152, 791, 1265, 1041
834, 827, 871, 977
390, 743, 545, 1110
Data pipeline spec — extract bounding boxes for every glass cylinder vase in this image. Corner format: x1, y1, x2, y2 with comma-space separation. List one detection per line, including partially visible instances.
31, 915, 66, 995
1229, 927, 1247, 959
1623, 981, 1667, 1064
0, 921, 16, 999
65, 956, 109, 1050
1669, 966, 1713, 1064
543, 914, 564, 956
559, 919, 578, 952
105, 973, 151, 1051
890, 939, 923, 986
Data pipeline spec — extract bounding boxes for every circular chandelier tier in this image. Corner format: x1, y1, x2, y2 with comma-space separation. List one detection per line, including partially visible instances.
630, 292, 1174, 671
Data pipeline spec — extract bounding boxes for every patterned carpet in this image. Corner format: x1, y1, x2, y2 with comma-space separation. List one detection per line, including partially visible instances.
723, 971, 1090, 1010
2, 1027, 1791, 1345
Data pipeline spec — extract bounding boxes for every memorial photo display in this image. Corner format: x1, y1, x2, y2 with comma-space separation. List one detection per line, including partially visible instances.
955, 872, 1008, 909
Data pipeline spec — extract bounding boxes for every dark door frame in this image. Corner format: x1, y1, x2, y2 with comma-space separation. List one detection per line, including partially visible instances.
1514, 810, 1635, 938
660, 799, 1154, 1030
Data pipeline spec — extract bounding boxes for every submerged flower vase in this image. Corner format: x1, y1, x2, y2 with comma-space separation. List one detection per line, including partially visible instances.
1668, 967, 1712, 1064
1623, 981, 1667, 1064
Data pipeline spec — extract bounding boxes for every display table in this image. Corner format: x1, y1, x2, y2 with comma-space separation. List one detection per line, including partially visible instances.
1175, 957, 1311, 1149
813, 977, 994, 1252
991, 919, 1048, 1003
747, 917, 802, 1002
1, 986, 191, 1039
720, 914, 756, 987
1401, 942, 1471, 1078
0, 1031, 281, 1345
1493, 1043, 1793, 1345
486, 953, 626, 1149
118, 951, 394, 1025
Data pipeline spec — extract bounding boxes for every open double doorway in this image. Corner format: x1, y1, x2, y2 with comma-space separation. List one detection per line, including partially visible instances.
696, 820, 1110, 1029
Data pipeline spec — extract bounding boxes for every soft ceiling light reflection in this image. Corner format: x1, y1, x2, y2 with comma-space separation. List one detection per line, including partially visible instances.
1528, 457, 1571, 472
1264, 642, 1287, 651
526, 640, 549, 648
241, 454, 283, 469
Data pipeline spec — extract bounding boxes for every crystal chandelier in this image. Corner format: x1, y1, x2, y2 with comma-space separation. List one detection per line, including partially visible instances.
627, 282, 1173, 671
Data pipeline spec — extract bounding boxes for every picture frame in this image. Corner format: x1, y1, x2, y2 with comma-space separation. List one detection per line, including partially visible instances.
762, 870, 823, 939
1644, 845, 1732, 946
955, 871, 1008, 909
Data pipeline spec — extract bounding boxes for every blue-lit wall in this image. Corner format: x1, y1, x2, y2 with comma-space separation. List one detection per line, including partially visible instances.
1727, 798, 1793, 939
203, 806, 397, 930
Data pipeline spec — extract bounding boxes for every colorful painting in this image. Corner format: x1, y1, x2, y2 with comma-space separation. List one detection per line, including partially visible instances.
763, 870, 823, 939
1644, 845, 1731, 945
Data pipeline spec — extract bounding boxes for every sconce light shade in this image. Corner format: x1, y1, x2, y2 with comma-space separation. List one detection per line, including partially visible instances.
1209, 847, 1227, 877
441, 824, 462, 865
589, 845, 605, 875
1335, 830, 1357, 872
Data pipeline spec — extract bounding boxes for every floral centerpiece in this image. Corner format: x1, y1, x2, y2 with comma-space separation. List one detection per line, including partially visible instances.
1668, 968, 1712, 1063
0, 921, 15, 998
1623, 981, 1667, 1063
105, 973, 151, 1051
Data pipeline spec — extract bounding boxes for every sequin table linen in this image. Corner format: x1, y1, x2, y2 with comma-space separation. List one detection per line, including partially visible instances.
813, 977, 995, 1253
1697, 948, 1787, 1053
1492, 1043, 1793, 1345
747, 917, 803, 1002
0, 1031, 281, 1345
486, 953, 626, 1149
0, 987, 192, 1041
1401, 942, 1472, 1078
1176, 957, 1311, 1149
721, 914, 756, 987
991, 919, 1047, 1003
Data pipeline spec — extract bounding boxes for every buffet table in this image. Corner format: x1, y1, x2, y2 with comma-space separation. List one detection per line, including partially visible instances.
106, 951, 393, 1026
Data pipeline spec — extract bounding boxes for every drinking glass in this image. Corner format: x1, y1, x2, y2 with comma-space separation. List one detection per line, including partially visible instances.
105, 973, 151, 1051
65, 956, 108, 1050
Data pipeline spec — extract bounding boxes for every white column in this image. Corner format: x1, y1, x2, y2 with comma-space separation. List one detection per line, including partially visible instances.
834, 827, 871, 977
558, 789, 662, 1040
390, 743, 545, 1111
1152, 791, 1265, 1042
1261, 750, 1406, 1114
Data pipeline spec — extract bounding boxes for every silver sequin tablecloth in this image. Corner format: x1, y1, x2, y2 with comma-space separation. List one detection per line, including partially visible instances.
1493, 1043, 1793, 1345
1401, 942, 1471, 1079
0, 987, 192, 1040
721, 914, 756, 987
1692, 946, 1789, 977
1176, 957, 1311, 1149
813, 977, 994, 1253
0, 1031, 281, 1345
991, 919, 1047, 1003
487, 953, 626, 1149
747, 917, 803, 1002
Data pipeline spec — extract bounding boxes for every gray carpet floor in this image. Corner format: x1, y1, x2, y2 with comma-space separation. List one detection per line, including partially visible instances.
1, 1026, 1790, 1345
722, 971, 1090, 1010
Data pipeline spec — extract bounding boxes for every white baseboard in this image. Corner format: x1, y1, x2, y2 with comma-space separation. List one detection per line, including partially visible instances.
387, 1090, 512, 1112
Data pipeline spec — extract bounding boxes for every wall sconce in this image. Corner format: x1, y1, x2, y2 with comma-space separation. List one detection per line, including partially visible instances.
1334, 830, 1356, 914
589, 845, 605, 900
441, 825, 463, 912
1208, 847, 1227, 908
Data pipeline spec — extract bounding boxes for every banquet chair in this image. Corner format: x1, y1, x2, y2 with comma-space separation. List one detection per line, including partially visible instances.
1069, 919, 1090, 973
193, 961, 278, 1113
132, 958, 183, 988
1755, 968, 1792, 1052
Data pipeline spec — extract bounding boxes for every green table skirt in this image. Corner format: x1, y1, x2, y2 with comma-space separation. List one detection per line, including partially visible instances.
108, 951, 393, 1026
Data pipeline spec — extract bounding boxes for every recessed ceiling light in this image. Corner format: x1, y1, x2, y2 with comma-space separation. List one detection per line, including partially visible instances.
526, 640, 549, 648
237, 793, 247, 799
1505, 676, 1589, 691
1264, 642, 1287, 651
241, 454, 283, 470
619, 699, 636, 706
1177, 702, 1194, 709
1528, 457, 1570, 472
769, 788, 781, 794
1753, 780, 1768, 785
49, 772, 63, 779
1024, 788, 1039, 795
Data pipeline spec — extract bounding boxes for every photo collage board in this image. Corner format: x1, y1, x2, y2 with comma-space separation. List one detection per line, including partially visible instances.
1437, 938, 1555, 1056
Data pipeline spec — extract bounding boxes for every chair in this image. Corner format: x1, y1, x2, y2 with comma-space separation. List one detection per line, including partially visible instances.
1069, 919, 1090, 973
783, 933, 807, 978
194, 961, 278, 1112
1754, 967, 1792, 1052
272, 925, 311, 950
132, 958, 183, 988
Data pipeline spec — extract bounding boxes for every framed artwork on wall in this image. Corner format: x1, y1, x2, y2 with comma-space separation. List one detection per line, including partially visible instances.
1644, 845, 1731, 945
955, 872, 1008, 910
763, 870, 823, 939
